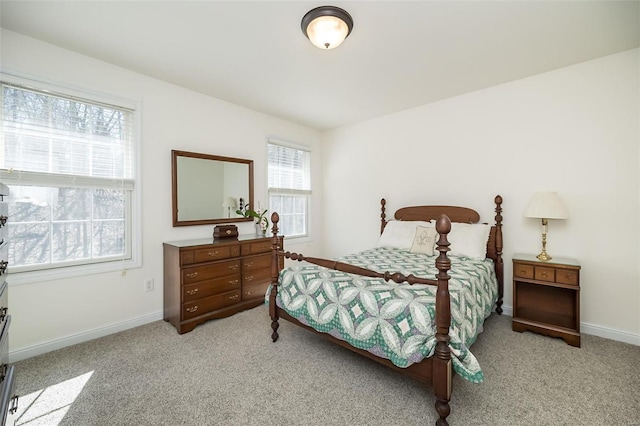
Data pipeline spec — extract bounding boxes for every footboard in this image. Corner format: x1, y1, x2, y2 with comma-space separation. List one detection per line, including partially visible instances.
268, 212, 454, 425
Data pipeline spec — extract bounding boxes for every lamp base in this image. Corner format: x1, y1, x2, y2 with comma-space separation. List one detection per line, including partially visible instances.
536, 251, 552, 262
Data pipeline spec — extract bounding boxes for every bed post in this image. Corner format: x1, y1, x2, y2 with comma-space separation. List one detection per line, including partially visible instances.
494, 195, 504, 315
433, 214, 452, 426
269, 212, 281, 342
380, 198, 387, 235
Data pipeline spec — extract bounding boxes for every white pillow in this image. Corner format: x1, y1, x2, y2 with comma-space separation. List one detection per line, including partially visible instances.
447, 222, 491, 259
410, 226, 438, 255
377, 220, 432, 250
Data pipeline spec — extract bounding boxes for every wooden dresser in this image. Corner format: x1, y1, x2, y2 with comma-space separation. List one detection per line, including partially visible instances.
163, 234, 283, 334
0, 183, 18, 424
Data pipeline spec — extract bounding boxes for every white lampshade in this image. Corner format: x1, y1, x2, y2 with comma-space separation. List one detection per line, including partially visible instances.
301, 6, 353, 50
524, 192, 569, 220
222, 197, 237, 209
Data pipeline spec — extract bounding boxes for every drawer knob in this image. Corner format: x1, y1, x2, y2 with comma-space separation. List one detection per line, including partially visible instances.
186, 272, 198, 278
229, 294, 239, 300
9, 395, 18, 415
246, 275, 253, 281
541, 272, 547, 278
229, 279, 239, 285
246, 262, 253, 267
520, 270, 526, 275
186, 288, 198, 295
186, 306, 198, 313
208, 251, 219, 257
0, 215, 7, 228
229, 265, 238, 270
246, 291, 253, 296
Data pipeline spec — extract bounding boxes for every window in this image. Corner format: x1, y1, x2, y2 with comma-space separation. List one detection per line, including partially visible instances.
268, 142, 311, 238
0, 79, 137, 276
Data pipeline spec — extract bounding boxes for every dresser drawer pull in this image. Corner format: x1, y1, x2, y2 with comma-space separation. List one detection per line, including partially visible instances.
186, 306, 198, 313
0, 260, 7, 275
0, 307, 7, 322
9, 395, 18, 415
186, 272, 198, 279
229, 294, 239, 300
207, 251, 219, 257
246, 261, 253, 267
519, 269, 527, 275
229, 265, 239, 271
0, 215, 7, 228
246, 291, 253, 296
186, 288, 199, 295
229, 279, 239, 285
246, 275, 253, 282
540, 272, 548, 278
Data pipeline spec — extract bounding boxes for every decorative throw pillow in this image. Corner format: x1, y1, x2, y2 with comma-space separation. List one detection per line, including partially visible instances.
377, 220, 432, 250
410, 226, 438, 255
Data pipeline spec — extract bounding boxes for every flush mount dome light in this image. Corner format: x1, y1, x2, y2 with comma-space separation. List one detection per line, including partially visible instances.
301, 6, 354, 49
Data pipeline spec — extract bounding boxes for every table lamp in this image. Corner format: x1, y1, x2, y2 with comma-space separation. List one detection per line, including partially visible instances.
524, 191, 569, 261
222, 197, 237, 218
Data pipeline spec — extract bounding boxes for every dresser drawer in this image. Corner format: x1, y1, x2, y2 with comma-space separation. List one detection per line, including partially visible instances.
556, 269, 578, 285
182, 260, 241, 285
241, 240, 272, 255
242, 267, 271, 286
194, 245, 239, 263
182, 274, 241, 302
242, 254, 270, 271
182, 290, 241, 320
242, 282, 270, 301
534, 266, 555, 282
514, 264, 534, 279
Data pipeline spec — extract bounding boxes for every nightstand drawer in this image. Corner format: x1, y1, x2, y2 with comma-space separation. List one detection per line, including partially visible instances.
534, 266, 555, 282
556, 269, 578, 285
514, 264, 534, 279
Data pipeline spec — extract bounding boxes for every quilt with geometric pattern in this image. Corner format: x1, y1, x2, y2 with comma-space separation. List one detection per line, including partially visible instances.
266, 247, 498, 383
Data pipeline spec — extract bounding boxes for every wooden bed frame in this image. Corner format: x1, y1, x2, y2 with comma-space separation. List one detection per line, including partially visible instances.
268, 195, 504, 426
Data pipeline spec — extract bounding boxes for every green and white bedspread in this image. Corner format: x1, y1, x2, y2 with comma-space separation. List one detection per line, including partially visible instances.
268, 247, 498, 383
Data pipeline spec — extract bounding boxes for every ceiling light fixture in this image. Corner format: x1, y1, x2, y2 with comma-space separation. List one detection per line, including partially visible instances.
301, 6, 354, 50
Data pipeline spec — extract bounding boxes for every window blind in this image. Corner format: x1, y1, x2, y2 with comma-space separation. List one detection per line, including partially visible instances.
267, 143, 311, 193
1, 82, 134, 187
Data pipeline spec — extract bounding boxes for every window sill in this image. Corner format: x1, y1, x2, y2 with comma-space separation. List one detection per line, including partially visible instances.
8, 258, 142, 286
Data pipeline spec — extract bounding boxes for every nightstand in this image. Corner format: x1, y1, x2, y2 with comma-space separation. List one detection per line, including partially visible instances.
512, 254, 581, 347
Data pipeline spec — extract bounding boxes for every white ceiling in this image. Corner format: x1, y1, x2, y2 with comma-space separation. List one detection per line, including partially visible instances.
1, 1, 639, 130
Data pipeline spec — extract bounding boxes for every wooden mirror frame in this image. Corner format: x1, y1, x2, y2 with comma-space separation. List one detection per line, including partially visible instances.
171, 150, 254, 227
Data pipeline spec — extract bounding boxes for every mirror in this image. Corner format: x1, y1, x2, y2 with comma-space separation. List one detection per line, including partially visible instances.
171, 150, 254, 226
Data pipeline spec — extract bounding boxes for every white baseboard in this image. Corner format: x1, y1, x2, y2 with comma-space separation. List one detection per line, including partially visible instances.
498, 304, 639, 346
9, 311, 164, 363
580, 321, 640, 346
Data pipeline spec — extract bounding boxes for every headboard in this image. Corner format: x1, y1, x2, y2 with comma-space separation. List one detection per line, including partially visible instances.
380, 195, 504, 313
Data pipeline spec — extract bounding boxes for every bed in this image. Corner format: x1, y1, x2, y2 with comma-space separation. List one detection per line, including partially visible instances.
267, 196, 504, 426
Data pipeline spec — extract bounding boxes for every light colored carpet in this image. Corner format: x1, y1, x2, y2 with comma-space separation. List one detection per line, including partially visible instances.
12, 305, 640, 425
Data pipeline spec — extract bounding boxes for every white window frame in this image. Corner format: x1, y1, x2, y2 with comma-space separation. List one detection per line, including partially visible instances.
267, 139, 311, 240
0, 69, 142, 285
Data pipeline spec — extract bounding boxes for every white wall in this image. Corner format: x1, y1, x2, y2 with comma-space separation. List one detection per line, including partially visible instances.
322, 49, 640, 342
1, 29, 323, 360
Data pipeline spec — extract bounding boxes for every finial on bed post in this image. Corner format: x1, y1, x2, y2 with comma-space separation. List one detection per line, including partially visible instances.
270, 212, 281, 342
380, 198, 387, 235
434, 214, 452, 426
494, 195, 504, 315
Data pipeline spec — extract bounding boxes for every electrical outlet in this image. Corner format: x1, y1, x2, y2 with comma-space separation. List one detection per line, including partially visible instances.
144, 278, 154, 292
